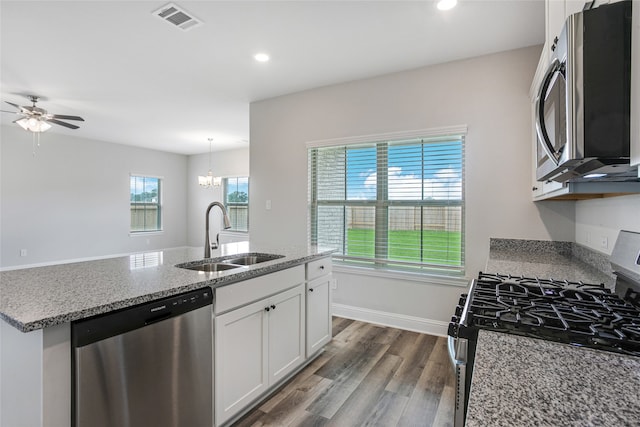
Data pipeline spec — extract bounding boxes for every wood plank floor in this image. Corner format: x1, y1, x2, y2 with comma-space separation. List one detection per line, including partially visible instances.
232, 317, 455, 427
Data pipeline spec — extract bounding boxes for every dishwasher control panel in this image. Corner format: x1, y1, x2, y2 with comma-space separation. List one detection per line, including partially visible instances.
72, 287, 213, 347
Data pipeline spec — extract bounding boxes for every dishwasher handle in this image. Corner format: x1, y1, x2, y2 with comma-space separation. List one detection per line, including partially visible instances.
145, 312, 172, 325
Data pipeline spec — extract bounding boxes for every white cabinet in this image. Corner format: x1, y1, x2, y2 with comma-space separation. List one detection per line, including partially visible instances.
267, 285, 306, 384
305, 257, 333, 357
215, 298, 268, 426
545, 0, 587, 48
546, 0, 567, 48
214, 258, 334, 426
215, 279, 305, 426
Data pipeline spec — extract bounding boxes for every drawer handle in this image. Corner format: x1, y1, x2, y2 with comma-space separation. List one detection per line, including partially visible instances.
264, 307, 270, 312
270, 304, 276, 310
309, 288, 314, 292
319, 265, 325, 270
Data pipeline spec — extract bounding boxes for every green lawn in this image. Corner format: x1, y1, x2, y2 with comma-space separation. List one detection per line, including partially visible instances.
346, 228, 462, 266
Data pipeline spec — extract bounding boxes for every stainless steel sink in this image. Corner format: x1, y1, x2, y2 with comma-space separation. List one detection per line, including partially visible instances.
175, 253, 283, 272
176, 262, 244, 272
222, 253, 284, 265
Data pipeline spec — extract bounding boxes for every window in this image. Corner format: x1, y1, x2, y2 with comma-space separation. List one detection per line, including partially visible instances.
223, 177, 249, 232
308, 131, 465, 274
130, 175, 162, 232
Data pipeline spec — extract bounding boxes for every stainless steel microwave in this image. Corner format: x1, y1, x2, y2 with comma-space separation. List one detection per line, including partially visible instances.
535, 1, 633, 182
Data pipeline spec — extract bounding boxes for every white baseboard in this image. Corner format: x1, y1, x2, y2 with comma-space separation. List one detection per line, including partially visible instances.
331, 303, 449, 337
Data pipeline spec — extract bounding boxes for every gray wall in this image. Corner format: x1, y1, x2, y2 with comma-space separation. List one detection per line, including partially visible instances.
0, 126, 188, 268
249, 45, 576, 325
575, 195, 640, 255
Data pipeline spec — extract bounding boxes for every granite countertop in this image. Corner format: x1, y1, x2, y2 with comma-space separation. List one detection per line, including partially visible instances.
0, 242, 334, 332
485, 238, 614, 288
466, 330, 640, 427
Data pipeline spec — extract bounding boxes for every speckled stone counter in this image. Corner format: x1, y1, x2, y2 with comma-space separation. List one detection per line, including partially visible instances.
466, 330, 640, 427
486, 238, 614, 288
0, 243, 334, 332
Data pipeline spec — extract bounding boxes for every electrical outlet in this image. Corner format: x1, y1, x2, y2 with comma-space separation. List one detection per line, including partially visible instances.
586, 232, 591, 244
600, 236, 608, 249
265, 200, 272, 210
331, 279, 337, 290
20, 249, 27, 257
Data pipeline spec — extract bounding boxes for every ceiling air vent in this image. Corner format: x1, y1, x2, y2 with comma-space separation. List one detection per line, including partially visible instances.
153, 3, 202, 31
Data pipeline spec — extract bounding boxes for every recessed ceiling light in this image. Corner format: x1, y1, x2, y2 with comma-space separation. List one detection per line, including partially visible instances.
254, 53, 270, 62
437, 0, 457, 11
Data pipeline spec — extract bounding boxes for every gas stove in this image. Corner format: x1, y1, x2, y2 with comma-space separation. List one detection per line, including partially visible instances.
447, 231, 640, 427
451, 273, 640, 356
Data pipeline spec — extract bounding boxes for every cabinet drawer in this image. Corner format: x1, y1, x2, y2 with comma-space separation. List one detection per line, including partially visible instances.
306, 257, 332, 281
215, 265, 305, 314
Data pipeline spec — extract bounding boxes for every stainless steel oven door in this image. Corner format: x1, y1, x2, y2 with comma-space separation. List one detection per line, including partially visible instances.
535, 56, 568, 181
448, 335, 468, 427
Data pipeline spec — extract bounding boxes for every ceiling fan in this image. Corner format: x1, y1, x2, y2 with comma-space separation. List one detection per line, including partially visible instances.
1, 95, 84, 132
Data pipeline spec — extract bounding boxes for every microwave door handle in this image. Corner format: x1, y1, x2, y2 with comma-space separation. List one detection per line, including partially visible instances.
535, 58, 562, 166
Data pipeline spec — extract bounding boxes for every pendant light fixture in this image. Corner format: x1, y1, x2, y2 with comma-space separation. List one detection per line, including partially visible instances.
198, 138, 222, 188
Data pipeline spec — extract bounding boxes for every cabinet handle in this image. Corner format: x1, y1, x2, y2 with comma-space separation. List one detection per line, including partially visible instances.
319, 265, 325, 270
270, 304, 276, 310
309, 288, 314, 292
532, 186, 538, 191
265, 307, 270, 312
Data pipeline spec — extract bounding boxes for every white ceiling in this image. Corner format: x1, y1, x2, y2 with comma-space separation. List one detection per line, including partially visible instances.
0, 0, 544, 155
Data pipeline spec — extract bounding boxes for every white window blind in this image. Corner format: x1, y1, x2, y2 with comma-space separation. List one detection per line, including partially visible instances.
308, 134, 464, 274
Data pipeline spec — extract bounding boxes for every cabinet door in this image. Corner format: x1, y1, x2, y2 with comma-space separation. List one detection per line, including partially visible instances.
215, 299, 268, 426
267, 284, 305, 385
306, 276, 332, 356
546, 0, 566, 47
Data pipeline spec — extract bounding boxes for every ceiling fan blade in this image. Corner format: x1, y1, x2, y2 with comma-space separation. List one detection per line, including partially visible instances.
1, 109, 19, 114
47, 118, 80, 129
51, 114, 84, 121
5, 101, 21, 110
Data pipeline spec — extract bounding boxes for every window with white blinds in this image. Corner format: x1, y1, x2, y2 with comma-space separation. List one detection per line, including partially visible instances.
308, 133, 464, 274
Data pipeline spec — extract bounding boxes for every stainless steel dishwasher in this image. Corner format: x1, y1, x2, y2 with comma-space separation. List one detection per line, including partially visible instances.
72, 287, 213, 427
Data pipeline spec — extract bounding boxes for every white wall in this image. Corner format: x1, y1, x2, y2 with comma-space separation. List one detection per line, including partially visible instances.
0, 126, 188, 268
186, 147, 250, 248
249, 45, 576, 327
575, 195, 640, 255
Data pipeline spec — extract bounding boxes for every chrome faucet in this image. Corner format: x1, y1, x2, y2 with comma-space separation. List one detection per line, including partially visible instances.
205, 201, 231, 258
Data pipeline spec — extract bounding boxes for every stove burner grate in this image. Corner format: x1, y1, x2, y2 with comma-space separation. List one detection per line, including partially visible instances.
464, 273, 640, 356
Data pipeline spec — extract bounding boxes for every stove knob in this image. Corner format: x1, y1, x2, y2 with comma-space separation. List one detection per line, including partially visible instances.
447, 322, 458, 337
450, 315, 458, 324
459, 294, 468, 305
455, 306, 463, 316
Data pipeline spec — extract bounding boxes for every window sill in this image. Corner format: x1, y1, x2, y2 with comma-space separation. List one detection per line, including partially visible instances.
129, 230, 164, 237
332, 263, 469, 287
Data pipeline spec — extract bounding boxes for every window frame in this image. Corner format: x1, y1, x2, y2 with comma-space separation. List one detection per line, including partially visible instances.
307, 126, 466, 276
129, 174, 163, 234
222, 176, 250, 233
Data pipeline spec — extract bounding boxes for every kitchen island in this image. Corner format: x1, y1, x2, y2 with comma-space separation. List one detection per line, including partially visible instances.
463, 238, 640, 426
0, 243, 334, 427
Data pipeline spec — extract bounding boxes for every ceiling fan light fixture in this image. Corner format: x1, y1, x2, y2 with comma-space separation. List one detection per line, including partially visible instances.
16, 117, 51, 133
